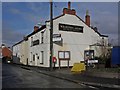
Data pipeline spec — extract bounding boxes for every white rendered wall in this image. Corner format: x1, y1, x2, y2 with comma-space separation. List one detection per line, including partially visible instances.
13, 43, 21, 64
46, 14, 108, 67
21, 14, 108, 67
28, 28, 50, 67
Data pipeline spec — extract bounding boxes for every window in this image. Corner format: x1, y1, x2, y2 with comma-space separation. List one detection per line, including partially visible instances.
37, 56, 39, 59
26, 58, 28, 65
84, 50, 94, 60
30, 52, 32, 62
58, 51, 70, 60
33, 55, 35, 61
40, 51, 44, 64
31, 37, 33, 46
33, 39, 39, 46
102, 37, 104, 46
41, 32, 44, 43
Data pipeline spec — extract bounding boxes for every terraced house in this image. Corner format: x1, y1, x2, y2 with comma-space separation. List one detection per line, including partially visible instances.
13, 2, 108, 68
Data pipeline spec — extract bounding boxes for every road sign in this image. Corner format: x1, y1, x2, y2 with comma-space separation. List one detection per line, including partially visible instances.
88, 60, 98, 64
53, 34, 62, 42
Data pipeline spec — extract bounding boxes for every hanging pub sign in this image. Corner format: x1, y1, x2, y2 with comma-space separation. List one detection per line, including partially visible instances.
53, 34, 62, 42
59, 23, 83, 33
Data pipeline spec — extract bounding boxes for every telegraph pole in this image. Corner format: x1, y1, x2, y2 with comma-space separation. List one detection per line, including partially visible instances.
50, 0, 53, 71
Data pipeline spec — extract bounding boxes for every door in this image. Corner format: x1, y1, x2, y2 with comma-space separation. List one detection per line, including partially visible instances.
35, 54, 38, 66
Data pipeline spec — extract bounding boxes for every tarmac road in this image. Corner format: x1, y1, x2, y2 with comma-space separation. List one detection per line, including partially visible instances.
2, 63, 120, 89
2, 63, 91, 89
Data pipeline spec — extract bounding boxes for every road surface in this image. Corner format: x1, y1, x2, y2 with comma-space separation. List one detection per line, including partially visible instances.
2, 63, 90, 89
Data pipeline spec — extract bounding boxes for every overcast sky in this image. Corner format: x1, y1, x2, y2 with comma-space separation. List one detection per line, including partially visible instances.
2, 2, 118, 47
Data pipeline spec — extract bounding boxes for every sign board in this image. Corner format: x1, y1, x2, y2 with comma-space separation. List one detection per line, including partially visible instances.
59, 52, 64, 59
53, 34, 61, 38
65, 52, 69, 58
53, 34, 62, 42
59, 23, 83, 33
88, 60, 98, 64
58, 51, 70, 60
53, 37, 62, 42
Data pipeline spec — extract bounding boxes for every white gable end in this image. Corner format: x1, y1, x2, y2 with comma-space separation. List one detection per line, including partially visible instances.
47, 14, 102, 46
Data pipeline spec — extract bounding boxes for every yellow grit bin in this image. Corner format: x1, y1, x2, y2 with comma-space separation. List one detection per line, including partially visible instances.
71, 63, 86, 73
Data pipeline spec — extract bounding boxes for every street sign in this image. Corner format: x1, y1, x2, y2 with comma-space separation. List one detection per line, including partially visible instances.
53, 34, 62, 42
88, 60, 98, 64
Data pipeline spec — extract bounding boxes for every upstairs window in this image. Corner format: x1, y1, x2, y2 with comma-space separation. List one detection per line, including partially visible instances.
41, 32, 44, 44
40, 51, 44, 64
31, 37, 33, 46
33, 39, 39, 46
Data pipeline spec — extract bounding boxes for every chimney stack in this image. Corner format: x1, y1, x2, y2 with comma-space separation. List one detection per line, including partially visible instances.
63, 2, 76, 15
68, 1, 71, 9
85, 10, 90, 27
34, 26, 39, 32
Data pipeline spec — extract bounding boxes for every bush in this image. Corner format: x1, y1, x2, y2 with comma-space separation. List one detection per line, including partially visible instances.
94, 56, 105, 64
94, 56, 111, 68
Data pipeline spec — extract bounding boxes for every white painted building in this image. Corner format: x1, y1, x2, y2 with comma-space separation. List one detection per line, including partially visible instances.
13, 2, 108, 68
13, 40, 22, 64
12, 39, 29, 65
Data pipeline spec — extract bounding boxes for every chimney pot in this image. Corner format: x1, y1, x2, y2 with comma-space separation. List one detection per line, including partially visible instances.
85, 10, 90, 27
63, 2, 76, 15
68, 1, 71, 9
34, 26, 39, 32
94, 27, 98, 31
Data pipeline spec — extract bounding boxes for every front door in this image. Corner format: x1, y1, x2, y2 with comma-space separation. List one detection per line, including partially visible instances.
35, 54, 38, 66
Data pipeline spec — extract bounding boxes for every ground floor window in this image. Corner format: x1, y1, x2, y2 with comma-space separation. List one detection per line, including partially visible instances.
30, 52, 32, 62
40, 51, 44, 64
33, 54, 35, 61
37, 56, 39, 60
84, 50, 94, 60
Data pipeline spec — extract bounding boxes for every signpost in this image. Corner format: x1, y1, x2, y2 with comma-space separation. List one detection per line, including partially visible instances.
50, 0, 53, 71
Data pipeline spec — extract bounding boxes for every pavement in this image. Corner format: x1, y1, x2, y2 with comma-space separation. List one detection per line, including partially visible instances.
13, 63, 120, 89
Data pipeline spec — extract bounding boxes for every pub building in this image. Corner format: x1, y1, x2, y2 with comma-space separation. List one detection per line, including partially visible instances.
13, 2, 108, 68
